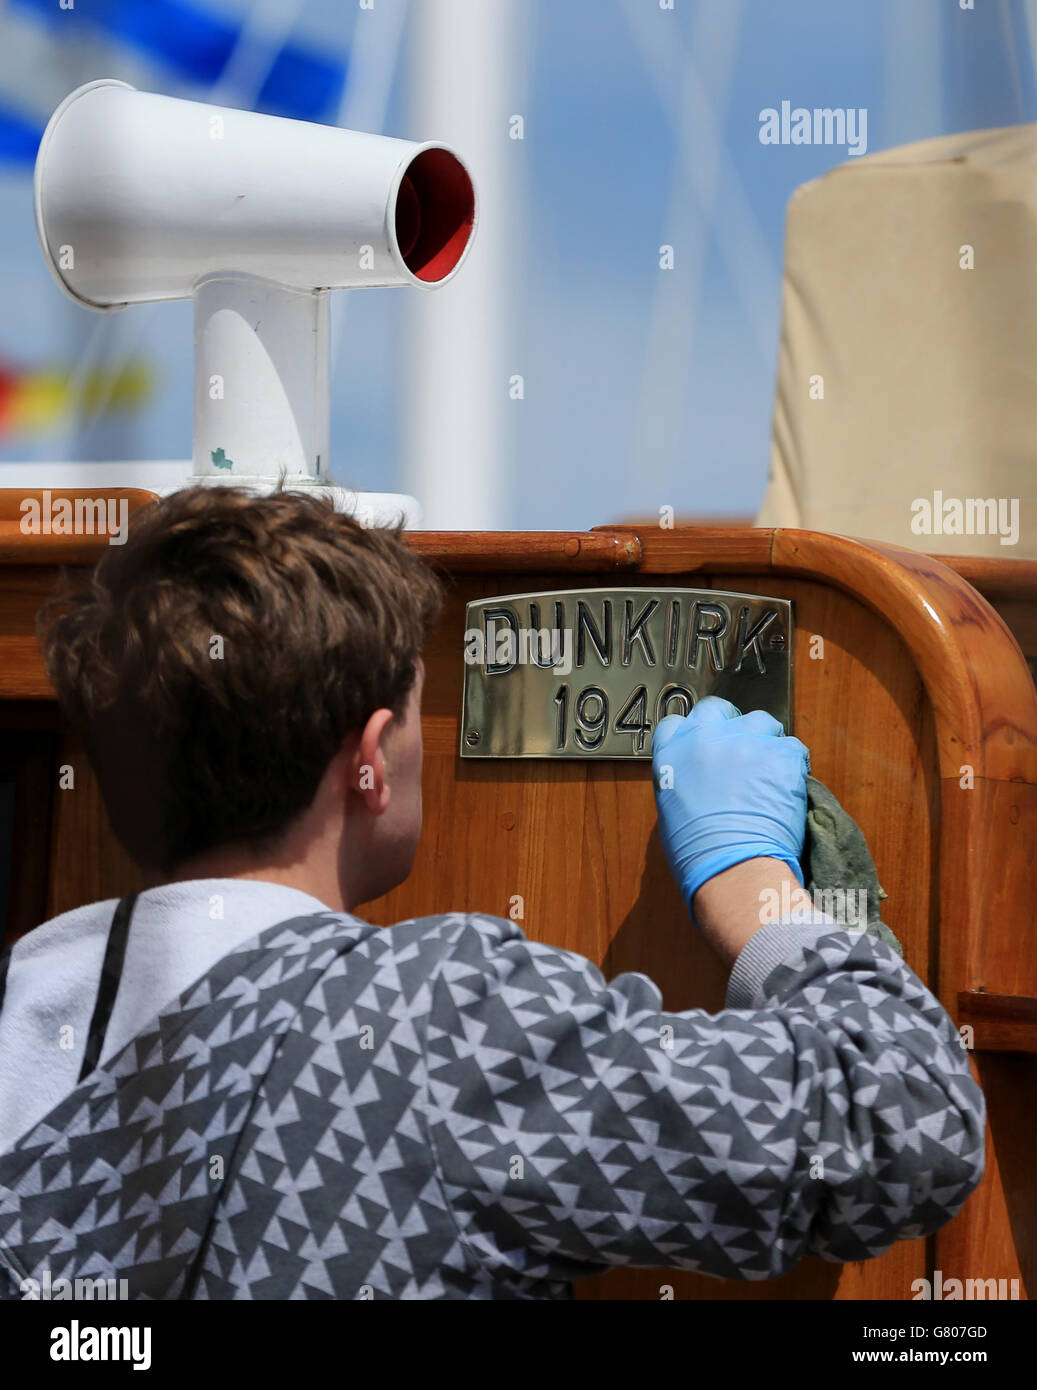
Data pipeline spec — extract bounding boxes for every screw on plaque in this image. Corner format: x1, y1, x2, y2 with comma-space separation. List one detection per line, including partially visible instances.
465, 730, 480, 746
769, 633, 787, 648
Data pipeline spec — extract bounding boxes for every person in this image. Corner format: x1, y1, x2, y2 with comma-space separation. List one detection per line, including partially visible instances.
0, 486, 984, 1301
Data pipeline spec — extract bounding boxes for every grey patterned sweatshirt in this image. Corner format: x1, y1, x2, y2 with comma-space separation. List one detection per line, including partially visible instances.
0, 895, 985, 1300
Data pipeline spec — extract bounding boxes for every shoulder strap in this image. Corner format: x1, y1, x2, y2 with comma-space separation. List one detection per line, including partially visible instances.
78, 893, 138, 1082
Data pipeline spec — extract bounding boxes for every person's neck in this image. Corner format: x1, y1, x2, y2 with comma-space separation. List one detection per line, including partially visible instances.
158, 846, 348, 912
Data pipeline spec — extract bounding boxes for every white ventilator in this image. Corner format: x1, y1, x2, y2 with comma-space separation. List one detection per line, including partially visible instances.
33, 80, 477, 505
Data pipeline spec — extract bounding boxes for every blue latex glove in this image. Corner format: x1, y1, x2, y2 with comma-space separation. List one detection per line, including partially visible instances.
652, 695, 810, 926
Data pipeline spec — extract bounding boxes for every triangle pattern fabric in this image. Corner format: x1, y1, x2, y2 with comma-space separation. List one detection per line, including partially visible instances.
0, 911, 985, 1299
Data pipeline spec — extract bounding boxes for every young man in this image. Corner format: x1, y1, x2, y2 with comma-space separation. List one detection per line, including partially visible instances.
0, 486, 984, 1300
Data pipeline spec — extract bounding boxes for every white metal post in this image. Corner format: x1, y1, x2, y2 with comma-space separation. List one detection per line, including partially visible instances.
193, 276, 329, 486
403, 0, 525, 530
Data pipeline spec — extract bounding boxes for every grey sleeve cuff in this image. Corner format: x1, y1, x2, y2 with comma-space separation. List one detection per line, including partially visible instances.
725, 913, 841, 1009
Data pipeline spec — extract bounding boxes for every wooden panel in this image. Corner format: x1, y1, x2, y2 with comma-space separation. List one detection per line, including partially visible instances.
0, 567, 87, 699
0, 728, 57, 946
1, 513, 1033, 1300
46, 729, 146, 920
961, 1055, 1037, 1299
407, 528, 1037, 1299
359, 565, 944, 1299
958, 993, 1037, 1053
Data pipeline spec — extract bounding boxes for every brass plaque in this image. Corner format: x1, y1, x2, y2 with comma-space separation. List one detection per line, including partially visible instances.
460, 587, 793, 759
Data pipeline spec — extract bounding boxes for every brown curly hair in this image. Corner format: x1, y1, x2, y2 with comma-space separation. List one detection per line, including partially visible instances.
38, 485, 443, 872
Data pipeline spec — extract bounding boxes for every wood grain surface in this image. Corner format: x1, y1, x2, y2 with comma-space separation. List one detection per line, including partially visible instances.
0, 505, 1033, 1300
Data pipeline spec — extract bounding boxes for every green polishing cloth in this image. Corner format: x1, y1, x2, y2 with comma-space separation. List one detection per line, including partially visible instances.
802, 776, 904, 957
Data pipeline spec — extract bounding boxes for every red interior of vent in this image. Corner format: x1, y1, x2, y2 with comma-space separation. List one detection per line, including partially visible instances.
395, 148, 475, 283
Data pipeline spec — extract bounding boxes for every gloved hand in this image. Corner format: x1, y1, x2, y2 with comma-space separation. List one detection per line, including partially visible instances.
652, 696, 810, 926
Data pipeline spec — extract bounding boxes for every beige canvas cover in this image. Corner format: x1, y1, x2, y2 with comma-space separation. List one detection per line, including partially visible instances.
756, 124, 1037, 559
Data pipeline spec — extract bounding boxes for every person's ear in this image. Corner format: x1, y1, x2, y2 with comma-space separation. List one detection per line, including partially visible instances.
352, 708, 395, 815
